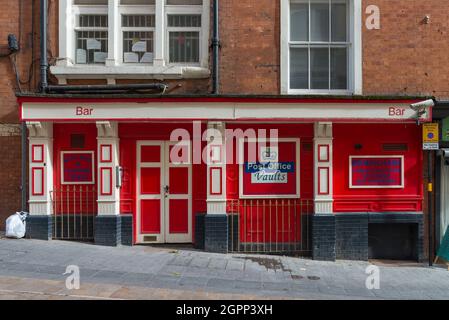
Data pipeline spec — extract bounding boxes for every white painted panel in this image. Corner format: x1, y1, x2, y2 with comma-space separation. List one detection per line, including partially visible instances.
319, 145, 329, 162
33, 146, 43, 162
101, 169, 112, 195
101, 145, 111, 162
21, 102, 428, 122
211, 168, 222, 194
319, 168, 329, 195
33, 169, 43, 195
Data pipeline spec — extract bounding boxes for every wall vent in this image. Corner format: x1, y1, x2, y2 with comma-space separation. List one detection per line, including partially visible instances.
71, 134, 85, 149
144, 236, 158, 242
382, 143, 408, 152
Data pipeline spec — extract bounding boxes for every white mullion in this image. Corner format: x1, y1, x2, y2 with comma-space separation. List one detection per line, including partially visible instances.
308, 45, 311, 90
154, 0, 165, 66
106, 0, 119, 66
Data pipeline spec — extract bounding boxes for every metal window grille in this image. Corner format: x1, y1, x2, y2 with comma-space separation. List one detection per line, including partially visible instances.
227, 199, 313, 256
75, 15, 109, 64
167, 14, 201, 64
122, 15, 155, 63
51, 186, 97, 241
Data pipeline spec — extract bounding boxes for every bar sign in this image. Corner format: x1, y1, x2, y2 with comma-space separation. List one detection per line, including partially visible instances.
423, 123, 439, 150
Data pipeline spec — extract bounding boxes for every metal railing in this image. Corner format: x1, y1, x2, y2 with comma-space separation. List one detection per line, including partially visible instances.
227, 199, 313, 256
50, 186, 97, 241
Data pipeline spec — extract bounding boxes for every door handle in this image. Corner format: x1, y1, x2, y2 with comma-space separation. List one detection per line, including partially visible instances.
164, 185, 170, 194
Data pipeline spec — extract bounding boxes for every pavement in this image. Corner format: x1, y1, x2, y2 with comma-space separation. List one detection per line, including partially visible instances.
0, 237, 448, 300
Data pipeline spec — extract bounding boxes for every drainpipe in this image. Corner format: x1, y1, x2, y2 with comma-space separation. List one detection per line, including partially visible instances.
212, 0, 220, 94
46, 83, 167, 94
21, 0, 46, 211
40, 0, 48, 92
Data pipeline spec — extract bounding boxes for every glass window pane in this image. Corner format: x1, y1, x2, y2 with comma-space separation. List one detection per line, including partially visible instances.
310, 47, 329, 89
290, 48, 309, 89
290, 3, 308, 41
76, 31, 108, 64
169, 32, 200, 63
331, 2, 347, 42
74, 0, 108, 4
331, 47, 347, 89
167, 0, 202, 4
79, 15, 108, 28
120, 0, 155, 4
168, 15, 201, 27
310, 3, 329, 42
123, 31, 154, 63
122, 14, 155, 27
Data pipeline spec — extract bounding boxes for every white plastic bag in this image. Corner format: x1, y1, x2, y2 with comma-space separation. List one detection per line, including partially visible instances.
5, 213, 26, 239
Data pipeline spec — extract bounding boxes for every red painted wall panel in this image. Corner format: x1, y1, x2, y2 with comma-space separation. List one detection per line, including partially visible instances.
333, 123, 423, 212
169, 167, 189, 195
140, 168, 161, 194
53, 124, 98, 215
141, 199, 161, 233
169, 199, 189, 234
226, 124, 314, 200
225, 124, 314, 245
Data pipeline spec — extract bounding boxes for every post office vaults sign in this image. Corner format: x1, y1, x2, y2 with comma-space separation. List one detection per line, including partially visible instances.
240, 140, 300, 198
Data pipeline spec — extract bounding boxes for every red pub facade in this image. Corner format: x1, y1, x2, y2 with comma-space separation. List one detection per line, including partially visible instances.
15, 0, 442, 261
21, 95, 431, 261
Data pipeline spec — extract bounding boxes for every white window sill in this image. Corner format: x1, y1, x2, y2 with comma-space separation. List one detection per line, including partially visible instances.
284, 89, 354, 96
50, 64, 210, 82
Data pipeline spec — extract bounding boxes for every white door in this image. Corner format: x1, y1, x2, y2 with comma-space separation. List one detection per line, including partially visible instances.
136, 141, 192, 244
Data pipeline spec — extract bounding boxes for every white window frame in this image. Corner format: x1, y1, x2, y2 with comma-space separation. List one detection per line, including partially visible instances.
238, 138, 301, 199
55, 0, 210, 81
73, 7, 109, 65
165, 6, 203, 66
118, 5, 156, 65
348, 155, 405, 189
280, 0, 362, 95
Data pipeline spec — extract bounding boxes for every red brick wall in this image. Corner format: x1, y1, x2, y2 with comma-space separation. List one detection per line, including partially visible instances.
219, 0, 280, 94
362, 0, 449, 99
5, 1, 448, 98
0, 128, 22, 230
219, 0, 449, 98
0, 1, 35, 227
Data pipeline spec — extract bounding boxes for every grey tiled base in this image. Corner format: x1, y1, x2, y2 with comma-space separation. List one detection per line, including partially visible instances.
204, 214, 228, 253
25, 216, 52, 241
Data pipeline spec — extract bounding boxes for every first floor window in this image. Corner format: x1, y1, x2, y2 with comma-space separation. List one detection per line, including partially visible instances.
168, 14, 201, 64
290, 46, 347, 90
289, 0, 350, 92
122, 14, 155, 64
65, 0, 206, 68
75, 14, 109, 64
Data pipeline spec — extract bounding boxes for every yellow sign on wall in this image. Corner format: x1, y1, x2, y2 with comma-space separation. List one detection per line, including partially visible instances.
423, 123, 439, 150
